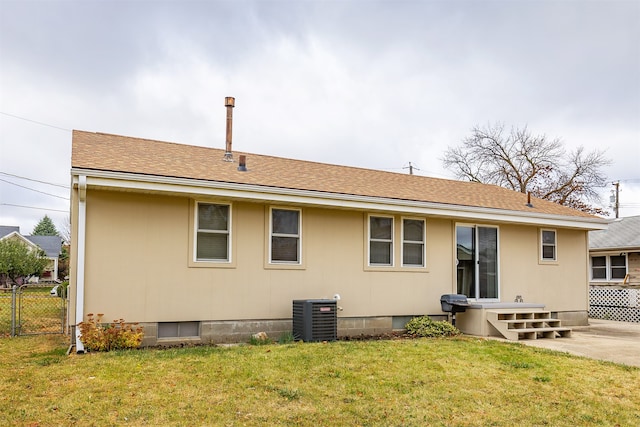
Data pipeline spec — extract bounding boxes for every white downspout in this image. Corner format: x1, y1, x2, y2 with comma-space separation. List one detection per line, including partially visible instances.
75, 175, 87, 353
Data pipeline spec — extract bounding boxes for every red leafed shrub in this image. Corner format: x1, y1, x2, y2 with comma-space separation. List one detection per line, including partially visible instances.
78, 313, 144, 351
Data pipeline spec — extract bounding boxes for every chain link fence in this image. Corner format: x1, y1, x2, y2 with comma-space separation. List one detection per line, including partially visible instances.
0, 285, 68, 336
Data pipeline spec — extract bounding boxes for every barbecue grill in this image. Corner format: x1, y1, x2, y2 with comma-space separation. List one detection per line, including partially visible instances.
440, 294, 470, 326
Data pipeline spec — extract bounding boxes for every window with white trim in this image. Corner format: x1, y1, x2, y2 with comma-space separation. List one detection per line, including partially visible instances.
196, 203, 230, 262
369, 216, 393, 266
591, 254, 627, 281
540, 229, 556, 261
402, 218, 425, 267
270, 208, 301, 263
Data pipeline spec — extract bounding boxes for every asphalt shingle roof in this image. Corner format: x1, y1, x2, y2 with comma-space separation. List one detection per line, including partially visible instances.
0, 226, 20, 238
589, 215, 640, 250
25, 235, 62, 258
72, 130, 599, 220
1, 226, 62, 257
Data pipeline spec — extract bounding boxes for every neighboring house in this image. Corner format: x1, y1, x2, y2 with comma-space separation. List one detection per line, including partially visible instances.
588, 215, 640, 322
69, 129, 607, 349
0, 226, 62, 284
25, 235, 63, 282
0, 226, 20, 240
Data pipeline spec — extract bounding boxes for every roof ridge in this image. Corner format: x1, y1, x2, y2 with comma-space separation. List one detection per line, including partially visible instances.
71, 130, 602, 220
76, 130, 199, 149
74, 129, 499, 187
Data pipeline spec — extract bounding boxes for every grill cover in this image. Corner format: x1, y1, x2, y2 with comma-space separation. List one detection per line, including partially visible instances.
440, 294, 470, 313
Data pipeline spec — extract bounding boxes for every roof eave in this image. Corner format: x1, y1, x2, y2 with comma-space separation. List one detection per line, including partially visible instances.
589, 245, 640, 252
71, 168, 608, 230
0, 231, 41, 249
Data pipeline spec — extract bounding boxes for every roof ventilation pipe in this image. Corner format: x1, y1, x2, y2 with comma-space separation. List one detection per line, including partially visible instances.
526, 192, 534, 208
237, 155, 247, 171
223, 96, 235, 162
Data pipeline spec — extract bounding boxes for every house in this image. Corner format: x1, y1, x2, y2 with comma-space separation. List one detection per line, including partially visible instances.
0, 226, 62, 285
588, 215, 640, 322
69, 125, 607, 349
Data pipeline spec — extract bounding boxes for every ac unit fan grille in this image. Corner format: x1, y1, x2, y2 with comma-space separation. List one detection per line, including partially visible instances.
292, 299, 337, 342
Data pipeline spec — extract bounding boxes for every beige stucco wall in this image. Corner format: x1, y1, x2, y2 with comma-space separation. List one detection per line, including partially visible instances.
69, 189, 590, 329
499, 224, 589, 312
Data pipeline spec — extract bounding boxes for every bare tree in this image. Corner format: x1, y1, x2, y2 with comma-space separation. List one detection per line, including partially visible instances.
59, 215, 71, 245
442, 123, 611, 215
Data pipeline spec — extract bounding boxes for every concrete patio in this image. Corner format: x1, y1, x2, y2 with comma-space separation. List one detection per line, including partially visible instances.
510, 319, 640, 367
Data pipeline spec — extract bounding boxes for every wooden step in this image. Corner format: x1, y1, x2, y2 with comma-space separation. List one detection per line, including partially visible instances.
486, 310, 572, 341
500, 319, 562, 329
511, 327, 572, 338
494, 311, 554, 320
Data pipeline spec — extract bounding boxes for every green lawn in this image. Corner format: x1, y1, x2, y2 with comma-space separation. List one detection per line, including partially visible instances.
1, 335, 638, 426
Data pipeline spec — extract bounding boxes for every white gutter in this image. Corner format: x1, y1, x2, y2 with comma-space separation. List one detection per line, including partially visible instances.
70, 168, 608, 230
74, 175, 87, 353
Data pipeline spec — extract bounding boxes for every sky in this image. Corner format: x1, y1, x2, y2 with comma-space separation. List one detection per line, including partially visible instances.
1, 0, 639, 236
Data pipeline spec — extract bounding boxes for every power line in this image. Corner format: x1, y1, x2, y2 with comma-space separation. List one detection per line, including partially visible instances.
0, 203, 68, 213
0, 178, 69, 200
403, 162, 421, 175
0, 171, 69, 189
0, 111, 71, 132
379, 165, 452, 179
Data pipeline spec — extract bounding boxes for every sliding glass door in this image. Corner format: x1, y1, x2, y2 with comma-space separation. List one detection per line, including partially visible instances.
456, 225, 499, 300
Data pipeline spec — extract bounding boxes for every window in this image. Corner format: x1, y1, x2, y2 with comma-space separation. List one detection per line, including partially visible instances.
369, 216, 393, 265
196, 203, 230, 261
611, 255, 627, 279
591, 254, 627, 281
402, 218, 425, 267
365, 215, 428, 269
591, 256, 606, 279
270, 208, 301, 263
456, 224, 499, 300
540, 229, 556, 261
158, 322, 199, 339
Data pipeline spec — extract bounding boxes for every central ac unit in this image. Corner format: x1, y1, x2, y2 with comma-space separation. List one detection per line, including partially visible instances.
292, 299, 337, 342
